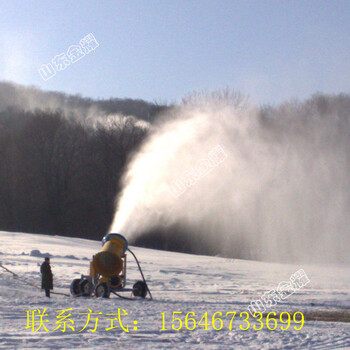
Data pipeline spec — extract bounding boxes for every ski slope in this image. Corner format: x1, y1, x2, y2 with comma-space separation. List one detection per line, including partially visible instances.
0, 231, 349, 349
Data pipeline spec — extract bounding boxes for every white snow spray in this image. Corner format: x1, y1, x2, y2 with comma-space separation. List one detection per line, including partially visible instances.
111, 91, 350, 264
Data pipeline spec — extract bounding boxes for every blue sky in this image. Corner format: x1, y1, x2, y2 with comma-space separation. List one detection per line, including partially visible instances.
0, 0, 349, 105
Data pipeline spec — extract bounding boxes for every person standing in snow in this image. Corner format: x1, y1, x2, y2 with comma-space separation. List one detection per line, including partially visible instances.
40, 257, 53, 297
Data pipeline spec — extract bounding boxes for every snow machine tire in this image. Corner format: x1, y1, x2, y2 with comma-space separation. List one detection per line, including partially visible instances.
80, 279, 92, 297
132, 281, 147, 298
95, 282, 110, 298
70, 278, 82, 296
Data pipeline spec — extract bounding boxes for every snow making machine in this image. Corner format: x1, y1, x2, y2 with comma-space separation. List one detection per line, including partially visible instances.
70, 233, 152, 299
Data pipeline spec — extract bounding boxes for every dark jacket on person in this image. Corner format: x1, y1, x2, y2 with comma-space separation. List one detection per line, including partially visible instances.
40, 261, 53, 290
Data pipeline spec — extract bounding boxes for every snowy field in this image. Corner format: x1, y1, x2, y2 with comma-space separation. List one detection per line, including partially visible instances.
0, 231, 349, 349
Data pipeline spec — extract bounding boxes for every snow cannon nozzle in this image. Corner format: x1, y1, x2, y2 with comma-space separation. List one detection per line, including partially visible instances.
101, 233, 128, 252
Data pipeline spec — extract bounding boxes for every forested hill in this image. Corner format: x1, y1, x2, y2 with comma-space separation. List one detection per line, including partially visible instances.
0, 81, 167, 240
0, 81, 168, 122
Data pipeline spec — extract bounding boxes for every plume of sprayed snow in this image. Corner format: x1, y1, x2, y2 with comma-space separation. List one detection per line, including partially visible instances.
91, 113, 150, 131
111, 91, 350, 264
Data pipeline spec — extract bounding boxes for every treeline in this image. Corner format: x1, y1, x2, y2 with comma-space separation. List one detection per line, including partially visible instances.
0, 82, 167, 122
0, 107, 148, 239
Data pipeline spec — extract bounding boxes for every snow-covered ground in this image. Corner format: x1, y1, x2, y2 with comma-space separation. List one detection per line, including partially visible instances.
0, 231, 349, 349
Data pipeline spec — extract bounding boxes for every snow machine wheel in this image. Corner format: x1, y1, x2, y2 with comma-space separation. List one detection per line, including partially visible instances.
95, 282, 110, 298
70, 279, 82, 296
132, 281, 147, 298
80, 279, 92, 297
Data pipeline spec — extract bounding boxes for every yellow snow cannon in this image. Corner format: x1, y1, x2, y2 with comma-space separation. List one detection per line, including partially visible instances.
91, 233, 126, 279
70, 233, 152, 299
